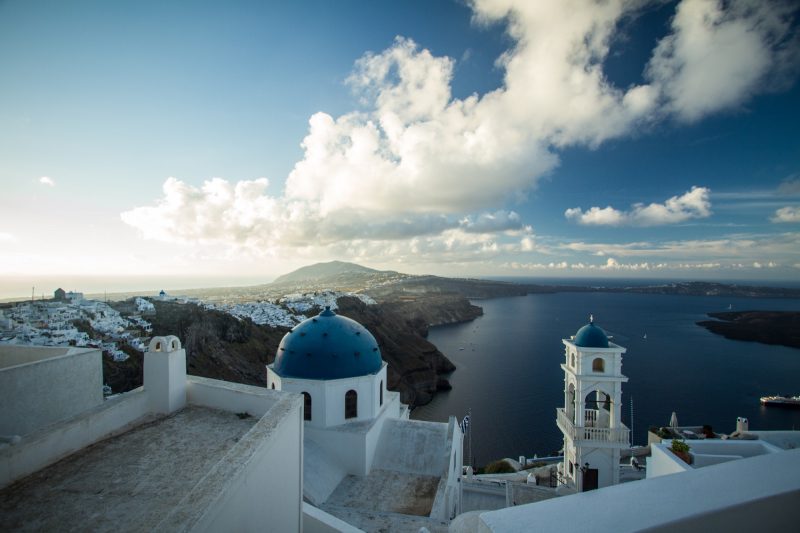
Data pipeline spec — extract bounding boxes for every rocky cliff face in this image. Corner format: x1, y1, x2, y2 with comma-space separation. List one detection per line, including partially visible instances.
102, 301, 286, 394
105, 294, 480, 407
336, 296, 475, 405
150, 301, 286, 385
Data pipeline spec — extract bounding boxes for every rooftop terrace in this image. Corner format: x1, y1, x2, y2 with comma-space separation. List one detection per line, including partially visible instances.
0, 406, 256, 532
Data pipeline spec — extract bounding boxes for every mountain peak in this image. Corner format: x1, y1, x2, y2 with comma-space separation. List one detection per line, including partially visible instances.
273, 261, 384, 285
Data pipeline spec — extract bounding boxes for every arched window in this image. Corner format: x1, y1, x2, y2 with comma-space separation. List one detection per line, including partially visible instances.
571, 353, 576, 367
379, 381, 383, 406
592, 358, 605, 372
155, 342, 162, 351
345, 390, 358, 419
170, 340, 178, 350
302, 392, 312, 421
567, 383, 576, 422
271, 383, 275, 390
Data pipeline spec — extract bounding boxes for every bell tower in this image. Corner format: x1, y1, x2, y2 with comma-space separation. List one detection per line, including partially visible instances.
557, 316, 629, 491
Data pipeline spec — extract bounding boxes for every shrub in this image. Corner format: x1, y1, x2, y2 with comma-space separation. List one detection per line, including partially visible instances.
484, 460, 516, 474
670, 439, 690, 453
657, 427, 672, 439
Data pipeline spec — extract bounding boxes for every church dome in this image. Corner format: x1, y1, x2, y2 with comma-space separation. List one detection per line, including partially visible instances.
573, 318, 609, 348
273, 307, 383, 380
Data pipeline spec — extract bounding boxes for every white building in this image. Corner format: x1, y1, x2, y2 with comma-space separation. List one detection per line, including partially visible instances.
0, 337, 304, 532
556, 317, 629, 491
647, 416, 800, 479
65, 291, 83, 302
267, 306, 463, 530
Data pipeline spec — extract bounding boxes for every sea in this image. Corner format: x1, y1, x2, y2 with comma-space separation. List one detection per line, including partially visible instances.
411, 281, 800, 467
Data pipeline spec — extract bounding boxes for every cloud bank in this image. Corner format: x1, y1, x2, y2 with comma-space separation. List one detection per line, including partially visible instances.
565, 186, 711, 226
121, 0, 797, 264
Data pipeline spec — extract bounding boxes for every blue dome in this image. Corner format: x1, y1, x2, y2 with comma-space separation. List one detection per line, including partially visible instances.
573, 320, 609, 348
273, 307, 383, 380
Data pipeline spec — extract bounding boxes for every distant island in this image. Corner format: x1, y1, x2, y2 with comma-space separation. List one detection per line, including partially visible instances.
697, 311, 800, 349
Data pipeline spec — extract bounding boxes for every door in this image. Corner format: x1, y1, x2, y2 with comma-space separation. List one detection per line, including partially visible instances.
582, 468, 598, 491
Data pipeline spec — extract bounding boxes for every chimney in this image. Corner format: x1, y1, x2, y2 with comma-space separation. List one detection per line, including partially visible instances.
144, 335, 187, 414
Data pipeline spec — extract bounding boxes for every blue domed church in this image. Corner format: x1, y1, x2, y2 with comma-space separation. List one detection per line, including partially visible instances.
267, 306, 463, 527
268, 307, 390, 428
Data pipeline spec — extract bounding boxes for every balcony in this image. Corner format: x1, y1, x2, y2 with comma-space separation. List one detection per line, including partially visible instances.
556, 408, 630, 445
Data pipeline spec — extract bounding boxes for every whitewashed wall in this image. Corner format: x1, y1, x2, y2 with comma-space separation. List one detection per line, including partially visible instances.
0, 346, 103, 437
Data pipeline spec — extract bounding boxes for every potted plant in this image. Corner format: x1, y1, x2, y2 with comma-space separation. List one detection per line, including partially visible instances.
670, 439, 692, 464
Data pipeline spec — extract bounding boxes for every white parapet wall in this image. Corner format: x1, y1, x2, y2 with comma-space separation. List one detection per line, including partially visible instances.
0, 346, 103, 437
648, 438, 784, 479
187, 376, 282, 417
0, 388, 150, 488
303, 502, 364, 533
476, 448, 800, 533
157, 390, 305, 533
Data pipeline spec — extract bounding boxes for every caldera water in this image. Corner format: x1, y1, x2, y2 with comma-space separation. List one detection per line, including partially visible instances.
411, 290, 800, 466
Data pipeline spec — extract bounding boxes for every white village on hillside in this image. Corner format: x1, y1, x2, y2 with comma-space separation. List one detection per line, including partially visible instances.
1, 289, 799, 531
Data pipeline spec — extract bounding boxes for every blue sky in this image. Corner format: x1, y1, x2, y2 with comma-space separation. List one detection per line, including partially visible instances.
1, 0, 799, 297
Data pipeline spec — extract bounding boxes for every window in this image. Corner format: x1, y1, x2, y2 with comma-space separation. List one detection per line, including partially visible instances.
379, 381, 383, 406
345, 390, 358, 419
592, 358, 605, 372
271, 383, 275, 390
571, 353, 576, 367
569, 462, 574, 475
155, 342, 161, 351
302, 392, 312, 421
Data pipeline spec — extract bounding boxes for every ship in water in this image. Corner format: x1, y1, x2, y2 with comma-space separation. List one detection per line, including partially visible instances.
760, 395, 800, 408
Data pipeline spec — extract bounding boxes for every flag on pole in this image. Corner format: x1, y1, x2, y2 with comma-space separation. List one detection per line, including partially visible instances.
460, 414, 470, 434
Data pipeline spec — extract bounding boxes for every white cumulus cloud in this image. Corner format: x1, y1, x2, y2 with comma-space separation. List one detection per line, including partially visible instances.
771, 206, 800, 223
646, 0, 798, 122
565, 186, 711, 226
122, 0, 797, 263
39, 176, 55, 187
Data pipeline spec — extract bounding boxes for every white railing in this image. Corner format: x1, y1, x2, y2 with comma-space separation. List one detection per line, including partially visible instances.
557, 408, 630, 444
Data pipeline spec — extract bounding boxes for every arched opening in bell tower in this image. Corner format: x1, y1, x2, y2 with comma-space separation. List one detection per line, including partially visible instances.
583, 390, 612, 428
567, 383, 576, 423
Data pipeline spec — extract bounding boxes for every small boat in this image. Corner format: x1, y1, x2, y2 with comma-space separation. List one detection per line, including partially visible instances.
643, 333, 647, 340
760, 395, 800, 408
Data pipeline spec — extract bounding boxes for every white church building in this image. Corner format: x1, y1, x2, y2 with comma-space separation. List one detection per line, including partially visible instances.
267, 306, 463, 529
557, 316, 629, 491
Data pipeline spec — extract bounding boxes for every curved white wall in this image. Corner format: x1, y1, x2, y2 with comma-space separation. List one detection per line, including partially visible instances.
267, 363, 388, 428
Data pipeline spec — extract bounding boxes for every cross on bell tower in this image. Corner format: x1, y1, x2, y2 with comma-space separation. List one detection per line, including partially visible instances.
557, 316, 629, 491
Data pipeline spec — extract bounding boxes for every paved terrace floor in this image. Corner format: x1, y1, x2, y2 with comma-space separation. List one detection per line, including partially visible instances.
0, 406, 257, 532
321, 468, 445, 532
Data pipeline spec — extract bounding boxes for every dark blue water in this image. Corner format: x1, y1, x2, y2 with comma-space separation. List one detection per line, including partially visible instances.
411, 292, 800, 466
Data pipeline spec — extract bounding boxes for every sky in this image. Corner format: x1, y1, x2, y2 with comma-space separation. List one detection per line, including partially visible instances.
1, 0, 800, 297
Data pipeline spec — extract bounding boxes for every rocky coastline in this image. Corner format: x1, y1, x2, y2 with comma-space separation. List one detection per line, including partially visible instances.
697, 311, 800, 349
